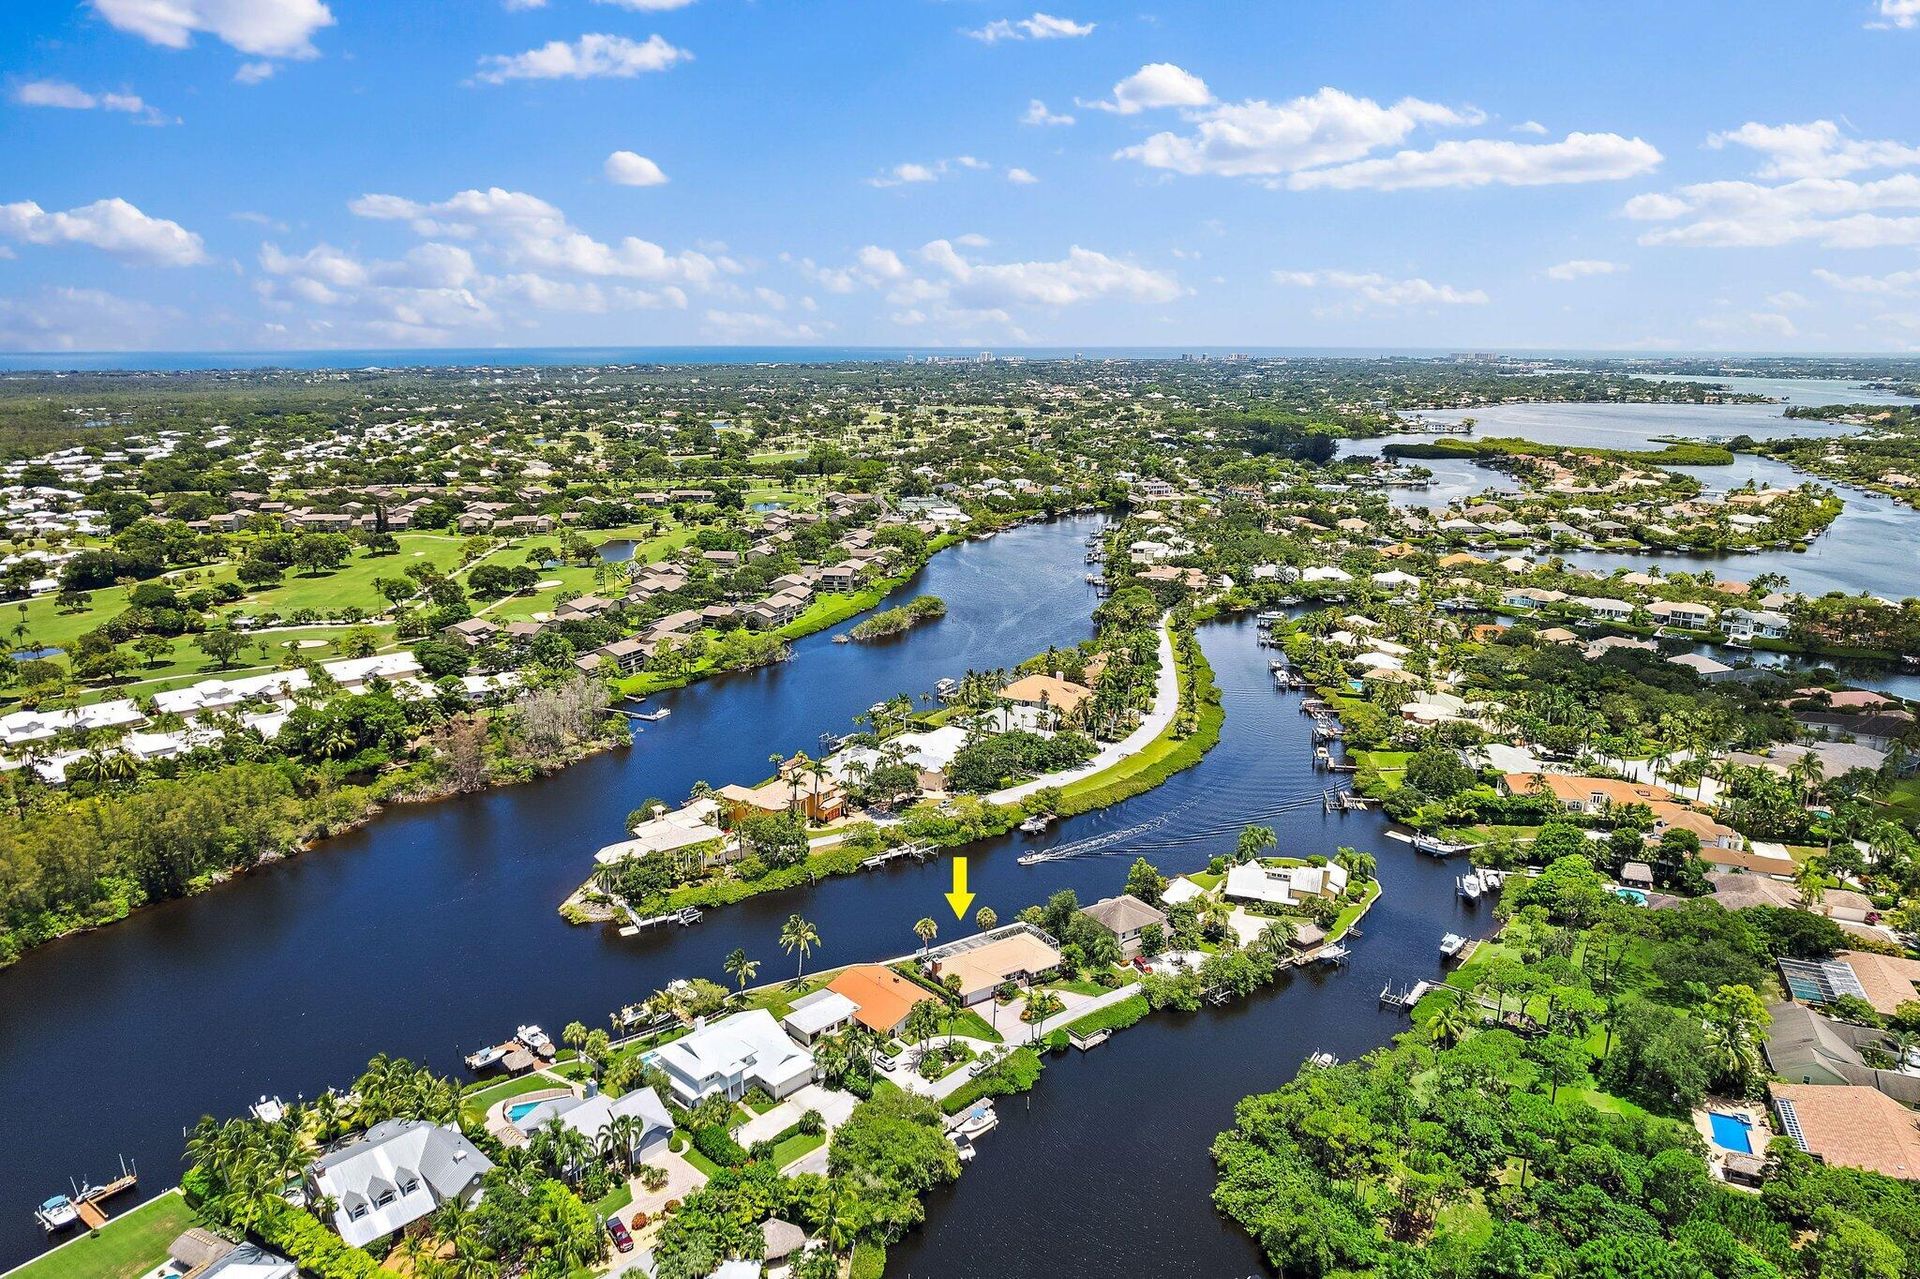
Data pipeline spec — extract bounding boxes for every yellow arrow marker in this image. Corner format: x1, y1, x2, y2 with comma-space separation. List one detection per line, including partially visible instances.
945, 856, 976, 921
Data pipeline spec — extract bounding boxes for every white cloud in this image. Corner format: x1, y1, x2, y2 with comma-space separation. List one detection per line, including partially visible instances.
1544, 258, 1626, 281
1873, 0, 1920, 27
1286, 132, 1660, 191
0, 286, 183, 350
867, 157, 990, 188
11, 79, 170, 123
1118, 86, 1473, 177
234, 61, 276, 84
1083, 63, 1211, 115
701, 309, 825, 340
1274, 269, 1488, 308
605, 151, 669, 186
1007, 167, 1040, 184
920, 239, 1181, 308
1513, 120, 1548, 135
1814, 266, 1920, 295
0, 197, 207, 265
967, 12, 1094, 42
1626, 173, 1920, 248
1709, 120, 1920, 180
1022, 98, 1074, 127
798, 238, 1180, 332
474, 33, 690, 84
348, 186, 726, 285
90, 0, 334, 58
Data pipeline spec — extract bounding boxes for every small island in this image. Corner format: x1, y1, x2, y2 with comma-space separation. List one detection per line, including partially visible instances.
847, 595, 947, 642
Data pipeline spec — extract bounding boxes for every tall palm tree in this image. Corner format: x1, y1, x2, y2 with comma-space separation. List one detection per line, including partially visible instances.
724, 947, 760, 1000
779, 914, 820, 981
913, 916, 938, 954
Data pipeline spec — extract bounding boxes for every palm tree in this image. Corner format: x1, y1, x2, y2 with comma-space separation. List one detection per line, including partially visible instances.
1428, 995, 1475, 1047
1235, 824, 1278, 864
779, 914, 820, 981
974, 906, 998, 933
724, 947, 760, 1000
913, 916, 939, 954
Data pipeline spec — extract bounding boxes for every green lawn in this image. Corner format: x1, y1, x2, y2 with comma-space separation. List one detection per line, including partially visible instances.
10, 1190, 201, 1279
771, 1131, 826, 1166
1047, 977, 1111, 997
460, 1072, 567, 1122
1329, 879, 1382, 941
593, 1183, 635, 1218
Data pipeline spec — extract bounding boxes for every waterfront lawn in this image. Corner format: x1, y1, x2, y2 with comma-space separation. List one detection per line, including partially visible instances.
460, 1071, 565, 1122
1329, 880, 1382, 941
14, 1190, 201, 1279
1349, 749, 1411, 791
738, 972, 835, 1020
1062, 993, 1150, 1039
1879, 777, 1920, 825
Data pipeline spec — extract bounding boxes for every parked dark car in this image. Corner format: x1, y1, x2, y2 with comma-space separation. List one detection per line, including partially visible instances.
607, 1218, 634, 1253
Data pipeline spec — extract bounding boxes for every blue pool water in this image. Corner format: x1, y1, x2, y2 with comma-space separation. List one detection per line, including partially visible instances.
1708, 1111, 1754, 1154
505, 1099, 547, 1125
1615, 888, 1649, 906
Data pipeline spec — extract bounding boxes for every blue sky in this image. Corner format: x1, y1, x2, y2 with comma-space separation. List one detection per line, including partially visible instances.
4, 0, 1920, 353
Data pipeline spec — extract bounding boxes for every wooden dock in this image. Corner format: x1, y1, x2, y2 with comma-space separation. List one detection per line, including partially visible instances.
1379, 979, 1436, 1010
71, 1163, 138, 1229
618, 904, 702, 936
860, 842, 931, 870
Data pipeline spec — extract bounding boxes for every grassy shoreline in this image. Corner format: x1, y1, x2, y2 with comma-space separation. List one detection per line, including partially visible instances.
583, 622, 1224, 921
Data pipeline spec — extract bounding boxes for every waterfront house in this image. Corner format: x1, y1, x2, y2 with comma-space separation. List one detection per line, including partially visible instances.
780, 989, 859, 1044
165, 1234, 295, 1279
1792, 708, 1916, 754
999, 672, 1093, 721
1501, 586, 1566, 609
1725, 608, 1791, 641
1498, 774, 1674, 814
924, 924, 1064, 1005
1078, 893, 1168, 959
1573, 596, 1634, 622
1223, 860, 1349, 909
596, 797, 727, 865
309, 1118, 492, 1249
824, 964, 937, 1036
508, 1086, 673, 1161
650, 1009, 816, 1105
1668, 653, 1737, 681
594, 636, 650, 674
1648, 600, 1717, 629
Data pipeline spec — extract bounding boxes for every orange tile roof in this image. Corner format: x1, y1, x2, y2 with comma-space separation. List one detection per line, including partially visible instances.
1000, 673, 1092, 714
1771, 1084, 1920, 1179
825, 964, 934, 1034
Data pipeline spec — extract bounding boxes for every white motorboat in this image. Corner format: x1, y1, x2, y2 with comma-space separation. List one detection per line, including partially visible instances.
950, 1132, 976, 1163
1439, 933, 1467, 957
1412, 834, 1470, 857
1018, 814, 1054, 834
465, 1043, 509, 1072
1305, 1050, 1338, 1069
516, 1024, 553, 1053
1456, 873, 1484, 901
953, 1102, 999, 1138
34, 1195, 78, 1232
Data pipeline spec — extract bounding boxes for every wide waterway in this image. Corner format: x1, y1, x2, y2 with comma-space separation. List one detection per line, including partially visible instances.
0, 514, 1489, 1276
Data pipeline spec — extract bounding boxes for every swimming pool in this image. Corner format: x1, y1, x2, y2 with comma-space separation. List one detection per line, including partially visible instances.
1615, 888, 1648, 906
506, 1099, 548, 1125
1708, 1111, 1754, 1154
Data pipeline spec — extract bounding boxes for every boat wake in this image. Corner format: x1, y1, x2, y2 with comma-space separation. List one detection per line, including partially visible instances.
1020, 785, 1347, 865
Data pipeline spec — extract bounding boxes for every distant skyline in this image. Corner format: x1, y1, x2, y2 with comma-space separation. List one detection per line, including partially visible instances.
4, 1, 1920, 353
